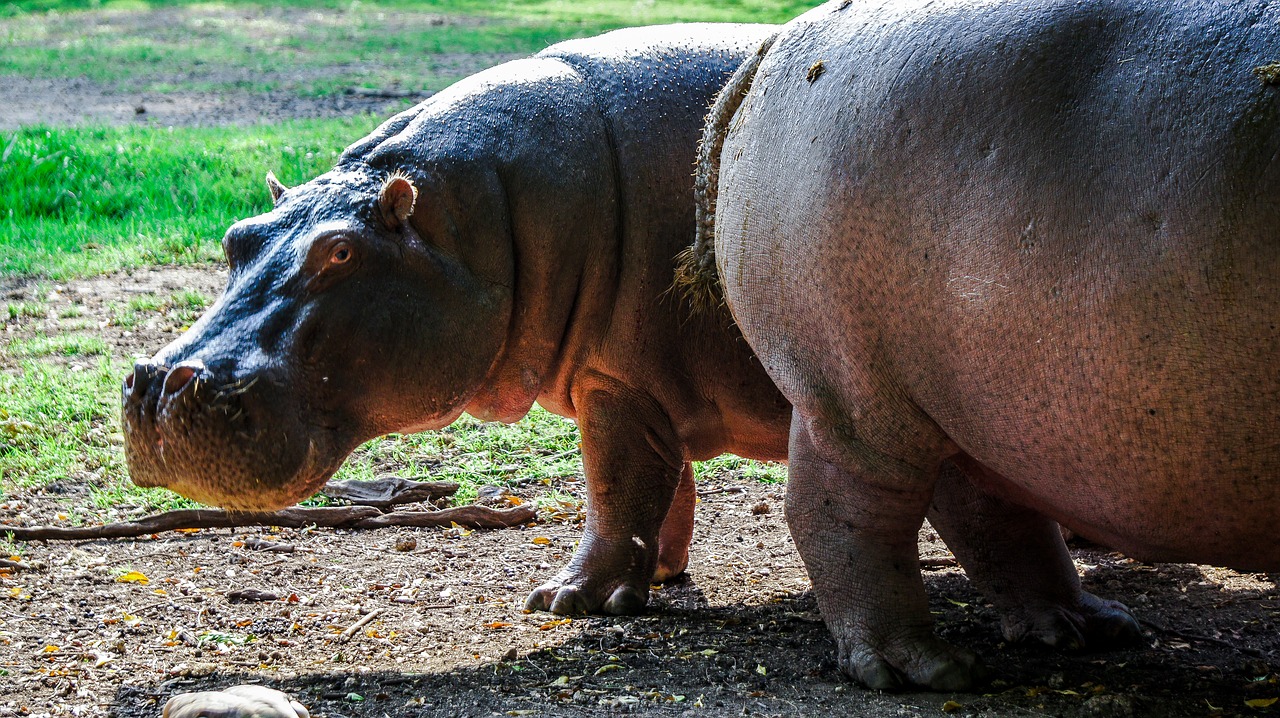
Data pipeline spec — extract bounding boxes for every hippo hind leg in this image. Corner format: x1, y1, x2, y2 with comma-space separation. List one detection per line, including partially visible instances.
929, 458, 1143, 650
653, 463, 695, 582
786, 411, 988, 691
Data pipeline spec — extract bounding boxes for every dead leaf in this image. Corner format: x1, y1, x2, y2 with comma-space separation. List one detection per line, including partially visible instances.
116, 570, 149, 585
1246, 697, 1279, 708
942, 700, 963, 713
539, 618, 571, 631
531, 537, 552, 546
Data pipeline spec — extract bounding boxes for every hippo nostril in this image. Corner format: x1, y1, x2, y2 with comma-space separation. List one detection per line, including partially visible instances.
162, 362, 204, 397
128, 360, 163, 395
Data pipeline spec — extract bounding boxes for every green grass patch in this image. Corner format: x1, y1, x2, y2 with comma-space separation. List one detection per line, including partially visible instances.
7, 332, 109, 357
0, 0, 822, 96
0, 359, 123, 495
1, 118, 382, 278
333, 407, 584, 505
6, 301, 46, 320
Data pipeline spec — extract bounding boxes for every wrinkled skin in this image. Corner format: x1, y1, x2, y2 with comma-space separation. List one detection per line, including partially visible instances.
704, 0, 1280, 691
122, 25, 794, 615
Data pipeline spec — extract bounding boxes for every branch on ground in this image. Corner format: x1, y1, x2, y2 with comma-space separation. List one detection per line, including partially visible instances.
321, 476, 458, 508
0, 504, 536, 541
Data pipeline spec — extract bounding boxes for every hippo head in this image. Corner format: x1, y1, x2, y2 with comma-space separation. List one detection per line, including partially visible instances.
122, 167, 512, 510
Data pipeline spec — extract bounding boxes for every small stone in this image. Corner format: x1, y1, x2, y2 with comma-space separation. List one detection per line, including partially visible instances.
394, 538, 417, 552
502, 647, 519, 662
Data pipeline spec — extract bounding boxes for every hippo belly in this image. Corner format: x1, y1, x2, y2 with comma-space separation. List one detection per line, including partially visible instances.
703, 0, 1280, 690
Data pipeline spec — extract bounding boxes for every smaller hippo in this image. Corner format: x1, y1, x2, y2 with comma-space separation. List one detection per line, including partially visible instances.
122, 24, 792, 615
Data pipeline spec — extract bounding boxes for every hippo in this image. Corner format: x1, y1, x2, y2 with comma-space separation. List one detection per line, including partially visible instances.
121, 24, 796, 616
681, 0, 1280, 691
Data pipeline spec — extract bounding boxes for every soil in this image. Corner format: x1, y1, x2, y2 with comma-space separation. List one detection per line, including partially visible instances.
2, 268, 1279, 718
0, 75, 428, 130
0, 5, 522, 129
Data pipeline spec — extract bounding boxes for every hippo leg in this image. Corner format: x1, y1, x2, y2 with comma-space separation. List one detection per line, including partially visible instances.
928, 460, 1143, 650
526, 388, 682, 615
654, 463, 695, 582
787, 413, 987, 691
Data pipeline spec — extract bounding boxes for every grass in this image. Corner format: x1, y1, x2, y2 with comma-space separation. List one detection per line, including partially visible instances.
0, 0, 819, 96
0, 117, 383, 277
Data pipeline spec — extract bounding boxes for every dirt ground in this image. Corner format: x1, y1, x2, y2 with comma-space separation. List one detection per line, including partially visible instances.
2, 270, 1279, 718
0, 6, 522, 129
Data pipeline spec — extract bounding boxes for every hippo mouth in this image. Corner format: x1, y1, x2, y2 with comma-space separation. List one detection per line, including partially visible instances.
122, 360, 351, 512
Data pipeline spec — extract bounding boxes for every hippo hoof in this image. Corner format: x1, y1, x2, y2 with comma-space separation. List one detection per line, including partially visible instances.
1002, 593, 1144, 651
842, 640, 987, 692
163, 685, 308, 718
525, 581, 649, 616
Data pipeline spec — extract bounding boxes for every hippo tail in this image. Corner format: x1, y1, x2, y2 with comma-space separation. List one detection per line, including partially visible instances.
673, 32, 777, 313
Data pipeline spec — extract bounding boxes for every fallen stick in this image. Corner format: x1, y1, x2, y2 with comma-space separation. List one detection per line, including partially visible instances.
339, 608, 384, 642
321, 477, 458, 508
352, 505, 536, 530
0, 558, 41, 572
0, 504, 535, 541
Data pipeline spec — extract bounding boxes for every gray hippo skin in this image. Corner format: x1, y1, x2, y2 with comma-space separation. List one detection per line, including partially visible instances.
691, 0, 1280, 691
122, 24, 792, 616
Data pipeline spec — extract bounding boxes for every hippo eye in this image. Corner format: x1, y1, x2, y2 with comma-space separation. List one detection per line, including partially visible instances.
329, 243, 353, 265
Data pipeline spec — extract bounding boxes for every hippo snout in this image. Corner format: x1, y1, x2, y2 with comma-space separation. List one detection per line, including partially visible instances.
122, 358, 341, 510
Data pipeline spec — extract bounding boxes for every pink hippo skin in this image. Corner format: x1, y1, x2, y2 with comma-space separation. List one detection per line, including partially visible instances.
686, 0, 1280, 692
121, 24, 795, 616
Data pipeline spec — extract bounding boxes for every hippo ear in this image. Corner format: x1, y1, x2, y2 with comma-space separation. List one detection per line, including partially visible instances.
265, 171, 288, 205
379, 175, 418, 230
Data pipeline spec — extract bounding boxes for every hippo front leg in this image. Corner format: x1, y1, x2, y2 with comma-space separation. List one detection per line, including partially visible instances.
787, 414, 987, 691
526, 387, 685, 615
928, 459, 1142, 650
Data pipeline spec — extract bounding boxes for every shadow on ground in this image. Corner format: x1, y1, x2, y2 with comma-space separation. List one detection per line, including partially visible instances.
109, 560, 1278, 718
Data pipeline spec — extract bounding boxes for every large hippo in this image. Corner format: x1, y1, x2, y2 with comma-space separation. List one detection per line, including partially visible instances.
684, 0, 1280, 691
121, 24, 795, 616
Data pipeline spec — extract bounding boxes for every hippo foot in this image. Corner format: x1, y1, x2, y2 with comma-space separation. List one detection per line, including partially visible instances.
163, 685, 308, 718
999, 592, 1143, 651
525, 536, 654, 615
526, 572, 648, 615
838, 633, 988, 691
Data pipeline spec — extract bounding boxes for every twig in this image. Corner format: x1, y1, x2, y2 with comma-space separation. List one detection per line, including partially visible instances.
1139, 617, 1265, 657
339, 609, 384, 642
0, 507, 382, 540
919, 556, 957, 569
322, 477, 458, 508
352, 505, 535, 530
345, 87, 422, 98
0, 558, 41, 572
0, 503, 536, 541
696, 486, 745, 497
